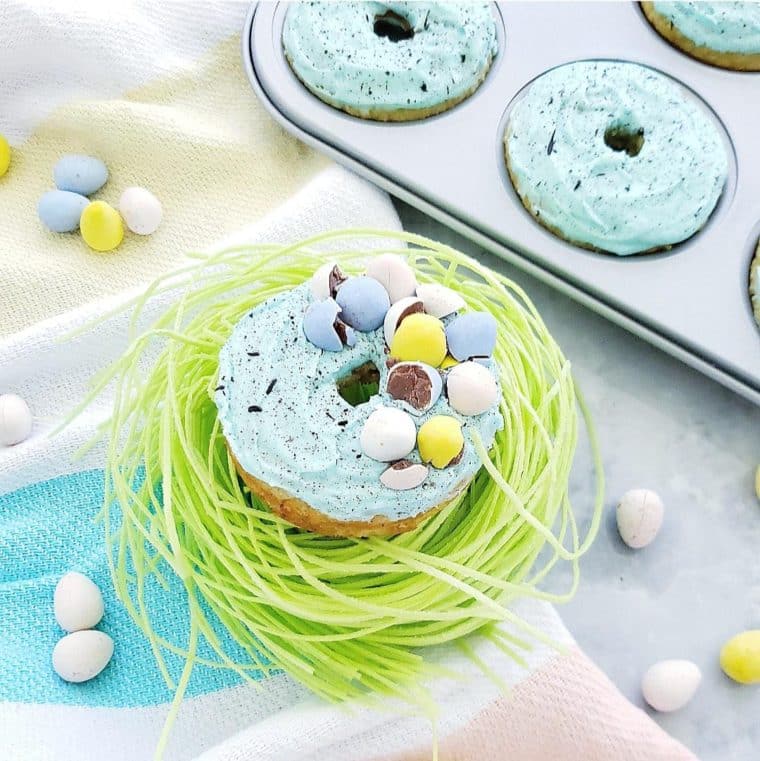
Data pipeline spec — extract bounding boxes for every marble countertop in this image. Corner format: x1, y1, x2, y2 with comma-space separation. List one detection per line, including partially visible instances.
398, 202, 760, 761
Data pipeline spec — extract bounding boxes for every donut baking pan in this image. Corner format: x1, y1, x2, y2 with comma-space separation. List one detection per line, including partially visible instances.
243, 2, 760, 406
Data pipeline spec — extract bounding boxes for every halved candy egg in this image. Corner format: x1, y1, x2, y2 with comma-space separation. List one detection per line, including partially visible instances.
387, 362, 442, 415
446, 361, 498, 416
384, 296, 424, 345
366, 253, 417, 304
360, 407, 416, 462
416, 283, 465, 319
336, 276, 390, 332
303, 298, 356, 351
389, 313, 447, 367
310, 262, 346, 301
446, 312, 497, 361
380, 460, 429, 490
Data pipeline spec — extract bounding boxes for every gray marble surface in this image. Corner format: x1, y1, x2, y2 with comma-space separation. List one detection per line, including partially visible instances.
397, 201, 760, 761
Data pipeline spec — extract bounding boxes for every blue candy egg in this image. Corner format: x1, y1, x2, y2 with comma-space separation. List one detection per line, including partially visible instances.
335, 276, 390, 332
37, 189, 90, 233
446, 312, 497, 361
53, 154, 108, 196
303, 298, 356, 352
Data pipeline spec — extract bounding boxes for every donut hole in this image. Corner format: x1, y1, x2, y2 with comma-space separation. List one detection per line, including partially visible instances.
604, 123, 645, 157
373, 10, 414, 43
337, 361, 381, 407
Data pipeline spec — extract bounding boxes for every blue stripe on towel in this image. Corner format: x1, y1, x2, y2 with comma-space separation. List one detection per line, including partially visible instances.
0, 469, 266, 707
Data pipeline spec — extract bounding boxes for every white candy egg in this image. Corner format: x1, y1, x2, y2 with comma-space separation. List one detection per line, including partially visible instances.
380, 461, 429, 490
416, 283, 465, 319
616, 489, 664, 548
54, 572, 104, 632
446, 362, 499, 416
0, 393, 33, 446
641, 659, 701, 712
360, 407, 416, 462
52, 630, 114, 683
309, 262, 345, 301
366, 254, 417, 304
118, 186, 162, 235
383, 296, 423, 345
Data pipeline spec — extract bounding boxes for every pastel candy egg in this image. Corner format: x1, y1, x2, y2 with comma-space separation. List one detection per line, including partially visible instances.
387, 362, 442, 414
416, 283, 465, 318
366, 253, 417, 304
380, 461, 429, 490
720, 630, 760, 684
641, 660, 701, 712
616, 489, 664, 549
440, 355, 459, 370
0, 133, 10, 177
303, 298, 355, 352
80, 201, 124, 252
0, 393, 33, 446
418, 415, 464, 469
119, 186, 162, 235
383, 296, 424, 345
54, 572, 104, 632
53, 154, 108, 196
335, 276, 390, 332
310, 262, 346, 301
52, 630, 114, 683
446, 361, 499, 416
38, 190, 89, 233
389, 313, 447, 367
360, 406, 416, 462
446, 312, 497, 361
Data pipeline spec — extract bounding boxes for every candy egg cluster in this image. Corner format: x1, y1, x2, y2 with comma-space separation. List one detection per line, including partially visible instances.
303, 255, 500, 491
37, 153, 161, 251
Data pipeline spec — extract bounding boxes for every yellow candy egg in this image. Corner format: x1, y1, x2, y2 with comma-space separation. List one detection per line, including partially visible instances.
389, 313, 447, 367
0, 134, 10, 177
440, 354, 459, 370
720, 630, 760, 684
417, 415, 464, 469
80, 201, 124, 252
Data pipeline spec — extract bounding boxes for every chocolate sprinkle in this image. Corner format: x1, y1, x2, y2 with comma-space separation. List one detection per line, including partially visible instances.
266, 379, 277, 395
248, 405, 262, 412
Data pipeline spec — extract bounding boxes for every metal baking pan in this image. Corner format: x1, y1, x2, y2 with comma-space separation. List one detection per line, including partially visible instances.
243, 1, 760, 406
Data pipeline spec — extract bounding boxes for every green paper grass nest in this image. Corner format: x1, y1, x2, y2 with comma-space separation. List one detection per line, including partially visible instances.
72, 229, 603, 753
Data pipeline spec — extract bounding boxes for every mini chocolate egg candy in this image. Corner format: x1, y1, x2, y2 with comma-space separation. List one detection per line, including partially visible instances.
616, 489, 664, 549
416, 283, 465, 319
52, 630, 114, 683
383, 296, 424, 345
446, 312, 497, 362
446, 361, 499, 416
440, 355, 459, 370
366, 253, 417, 304
37, 190, 89, 233
335, 276, 390, 332
720, 630, 760, 684
310, 262, 346, 301
641, 660, 701, 712
53, 154, 108, 196
0, 393, 33, 446
360, 406, 417, 462
0, 133, 10, 177
417, 415, 464, 469
303, 298, 356, 352
80, 200, 123, 252
119, 186, 162, 235
387, 362, 442, 414
389, 313, 447, 367
54, 572, 104, 632
380, 460, 429, 490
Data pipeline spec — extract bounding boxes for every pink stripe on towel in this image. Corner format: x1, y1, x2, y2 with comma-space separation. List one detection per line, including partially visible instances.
379, 647, 697, 761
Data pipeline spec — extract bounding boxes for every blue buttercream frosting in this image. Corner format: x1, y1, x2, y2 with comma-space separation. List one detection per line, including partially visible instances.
505, 60, 728, 255
214, 284, 503, 524
282, 2, 497, 115
652, 2, 760, 54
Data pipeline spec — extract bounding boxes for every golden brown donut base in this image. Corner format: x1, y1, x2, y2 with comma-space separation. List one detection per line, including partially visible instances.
641, 3, 760, 72
284, 52, 493, 122
229, 448, 466, 537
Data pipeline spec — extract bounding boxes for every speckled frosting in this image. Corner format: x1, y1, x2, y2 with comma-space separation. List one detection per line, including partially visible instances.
215, 284, 503, 524
504, 61, 728, 256
282, 2, 497, 117
651, 2, 760, 54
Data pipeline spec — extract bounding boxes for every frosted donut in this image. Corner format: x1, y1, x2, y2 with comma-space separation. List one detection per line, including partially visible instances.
282, 2, 497, 122
642, 2, 760, 71
214, 261, 503, 538
503, 61, 728, 256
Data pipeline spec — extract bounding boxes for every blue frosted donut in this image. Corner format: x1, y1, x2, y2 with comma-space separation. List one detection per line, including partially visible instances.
504, 61, 728, 256
282, 2, 497, 121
